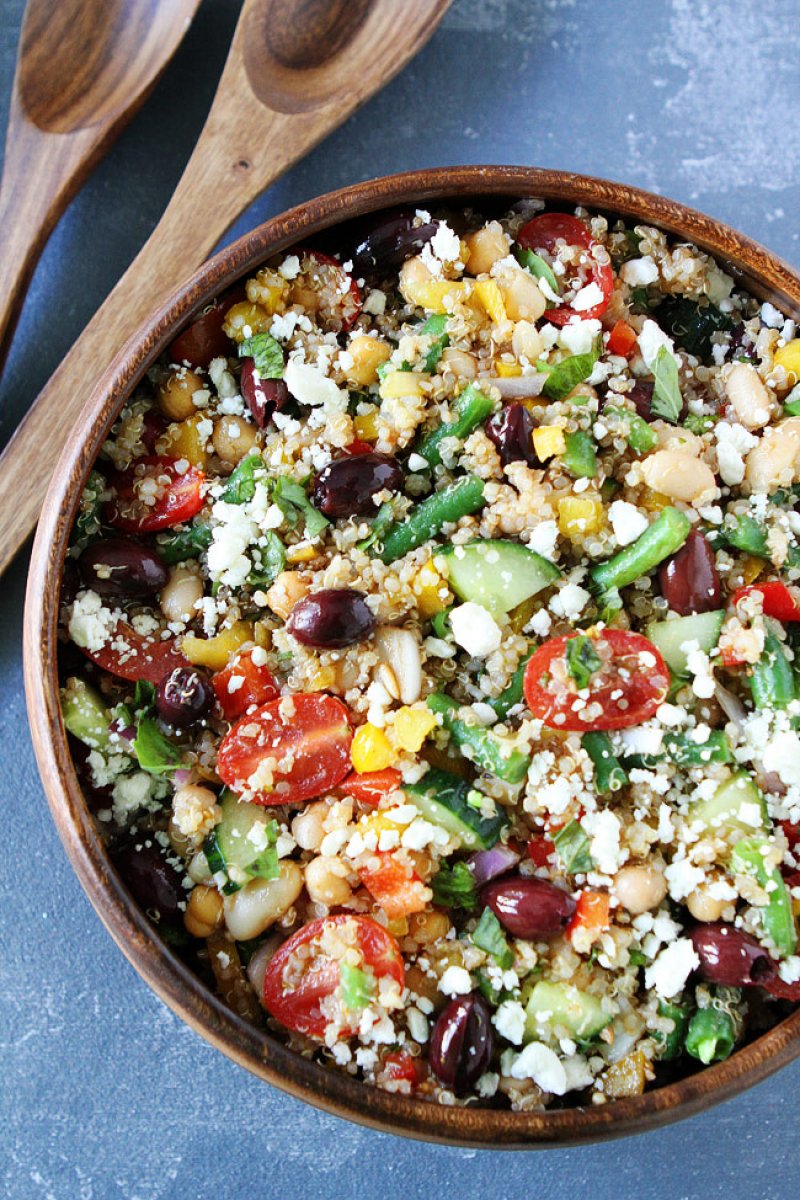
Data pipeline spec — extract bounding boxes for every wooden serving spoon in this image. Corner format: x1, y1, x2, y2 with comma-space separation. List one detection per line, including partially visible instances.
0, 0, 451, 575
0, 0, 202, 368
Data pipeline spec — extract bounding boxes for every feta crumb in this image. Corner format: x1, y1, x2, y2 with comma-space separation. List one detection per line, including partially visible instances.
527, 519, 559, 560
609, 500, 648, 546
283, 359, 347, 409
438, 966, 472, 997
560, 318, 602, 356
571, 281, 605, 312
449, 602, 502, 658
638, 319, 675, 370
644, 938, 700, 998
493, 1000, 526, 1046
620, 256, 659, 287
509, 1042, 568, 1094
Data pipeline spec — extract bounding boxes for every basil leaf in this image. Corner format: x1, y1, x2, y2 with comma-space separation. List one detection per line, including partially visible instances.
248, 532, 286, 587
132, 718, 182, 775
222, 453, 262, 504
650, 345, 683, 424
157, 522, 213, 564
271, 476, 329, 539
655, 296, 733, 361
238, 332, 284, 380
340, 962, 374, 1012
540, 342, 600, 403
472, 906, 515, 969
565, 634, 602, 689
515, 246, 559, 298
356, 500, 396, 553
132, 680, 156, 717
431, 860, 478, 911
74, 469, 106, 543
553, 820, 593, 874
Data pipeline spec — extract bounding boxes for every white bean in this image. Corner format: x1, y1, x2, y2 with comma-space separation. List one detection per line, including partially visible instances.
463, 222, 509, 274
291, 801, 328, 852
440, 347, 477, 379
641, 449, 718, 504
744, 416, 800, 493
725, 362, 778, 430
613, 865, 667, 915
512, 320, 544, 362
223, 862, 303, 940
160, 566, 203, 623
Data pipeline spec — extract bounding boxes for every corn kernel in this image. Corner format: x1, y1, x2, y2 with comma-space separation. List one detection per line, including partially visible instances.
157, 412, 211, 468
495, 360, 522, 378
379, 370, 428, 400
532, 425, 566, 459
414, 560, 449, 618
392, 706, 438, 752
353, 408, 379, 441
558, 495, 605, 539
604, 1051, 647, 1099
182, 621, 254, 671
405, 279, 469, 313
351, 723, 397, 773
222, 301, 272, 343
473, 279, 507, 325
774, 337, 800, 380
286, 543, 317, 564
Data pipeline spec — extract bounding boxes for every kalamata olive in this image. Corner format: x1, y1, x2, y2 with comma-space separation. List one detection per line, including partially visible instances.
155, 667, 213, 727
168, 286, 245, 368
351, 209, 439, 279
240, 358, 290, 428
691, 922, 775, 987
313, 452, 403, 517
429, 993, 494, 1093
659, 530, 722, 615
628, 381, 655, 420
79, 538, 169, 599
286, 588, 375, 648
482, 875, 576, 939
140, 408, 167, 453
485, 403, 537, 467
113, 842, 184, 919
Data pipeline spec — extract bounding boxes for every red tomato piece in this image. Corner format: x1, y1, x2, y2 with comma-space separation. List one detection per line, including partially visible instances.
262, 914, 404, 1039
527, 835, 556, 868
168, 286, 246, 368
380, 1050, 426, 1088
105, 456, 206, 534
82, 619, 189, 684
211, 649, 280, 721
523, 629, 669, 731
607, 319, 638, 358
733, 581, 800, 622
567, 890, 610, 945
359, 853, 429, 919
217, 693, 352, 805
295, 250, 362, 332
517, 212, 613, 326
344, 439, 376, 456
339, 768, 403, 806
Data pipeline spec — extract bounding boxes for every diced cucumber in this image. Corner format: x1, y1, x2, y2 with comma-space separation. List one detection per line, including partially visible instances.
403, 768, 507, 850
437, 539, 560, 617
524, 980, 612, 1042
689, 771, 769, 836
645, 610, 725, 676
61, 677, 114, 751
203, 790, 279, 893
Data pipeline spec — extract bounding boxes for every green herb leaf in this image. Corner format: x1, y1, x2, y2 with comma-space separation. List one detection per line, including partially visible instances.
565, 634, 602, 690
157, 522, 213, 565
540, 342, 600, 403
356, 500, 397, 553
74, 470, 106, 543
377, 358, 411, 380
419, 313, 451, 373
553, 820, 593, 874
655, 296, 733, 361
650, 345, 683, 424
248, 532, 286, 587
238, 332, 284, 379
222, 453, 262, 504
271, 476, 329, 539
431, 861, 478, 911
340, 962, 375, 1012
132, 718, 182, 775
472, 906, 515, 969
132, 680, 156, 717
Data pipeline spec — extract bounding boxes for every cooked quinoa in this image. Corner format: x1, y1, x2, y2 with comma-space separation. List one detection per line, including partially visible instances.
60, 201, 800, 1109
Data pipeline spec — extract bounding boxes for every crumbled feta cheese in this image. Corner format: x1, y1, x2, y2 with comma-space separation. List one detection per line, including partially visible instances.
509, 1042, 568, 1094
685, 642, 716, 699
438, 966, 472, 997
609, 500, 648, 546
283, 359, 347, 409
638, 319, 675, 369
620, 256, 659, 287
278, 254, 301, 280
761, 301, 784, 329
493, 1001, 527, 1046
68, 590, 119, 652
571, 281, 605, 312
449, 602, 502, 658
550, 582, 591, 621
664, 857, 705, 902
560, 318, 602, 356
619, 725, 664, 757
583, 809, 625, 874
715, 421, 758, 486
363, 289, 387, 316
527, 519, 559, 560
763, 731, 800, 787
528, 608, 552, 637
644, 938, 700, 999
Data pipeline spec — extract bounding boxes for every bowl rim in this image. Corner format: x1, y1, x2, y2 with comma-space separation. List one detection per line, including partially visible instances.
23, 164, 800, 1148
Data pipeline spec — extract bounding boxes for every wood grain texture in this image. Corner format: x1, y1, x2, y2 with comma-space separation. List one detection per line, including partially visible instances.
24, 166, 800, 1148
0, 0, 452, 575
0, 0, 200, 369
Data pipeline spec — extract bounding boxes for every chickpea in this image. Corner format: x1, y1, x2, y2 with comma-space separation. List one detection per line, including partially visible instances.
399, 255, 434, 304
407, 850, 434, 880
613, 865, 667, 915
463, 222, 510, 275
440, 347, 478, 379
409, 910, 451, 944
686, 886, 728, 923
212, 416, 258, 465
725, 362, 778, 430
223, 863, 304, 940
346, 335, 391, 386
184, 884, 224, 938
745, 416, 800, 492
405, 963, 441, 1006
158, 369, 205, 421
512, 320, 544, 361
641, 449, 718, 504
160, 565, 203, 623
304, 855, 353, 906
265, 570, 310, 620
291, 801, 328, 852
497, 269, 546, 322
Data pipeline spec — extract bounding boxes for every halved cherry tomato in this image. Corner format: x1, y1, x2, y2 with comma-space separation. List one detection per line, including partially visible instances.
339, 768, 403, 806
168, 286, 246, 368
211, 649, 280, 721
380, 1049, 426, 1088
262, 913, 404, 1038
733, 581, 800, 622
344, 439, 376, 456
567, 890, 610, 945
293, 250, 362, 332
105, 456, 205, 534
527, 835, 556, 868
607, 319, 638, 358
217, 693, 352, 805
359, 853, 429, 919
523, 629, 669, 731
82, 619, 189, 684
517, 212, 613, 326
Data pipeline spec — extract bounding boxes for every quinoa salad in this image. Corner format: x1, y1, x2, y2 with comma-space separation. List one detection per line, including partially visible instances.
59, 201, 800, 1109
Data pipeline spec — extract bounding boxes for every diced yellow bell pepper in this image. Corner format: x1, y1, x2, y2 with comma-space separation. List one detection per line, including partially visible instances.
387, 916, 410, 937
182, 621, 254, 671
379, 370, 428, 400
222, 301, 272, 343
558, 495, 605, 539
351, 723, 398, 773
245, 269, 288, 315
473, 279, 507, 325
157, 412, 211, 469
774, 337, 800, 379
404, 279, 469, 313
413, 560, 449, 618
640, 488, 672, 512
495, 360, 522, 378
310, 664, 338, 691
603, 1051, 648, 1099
285, 543, 317, 564
740, 555, 766, 585
353, 408, 379, 442
392, 706, 439, 752
532, 425, 566, 460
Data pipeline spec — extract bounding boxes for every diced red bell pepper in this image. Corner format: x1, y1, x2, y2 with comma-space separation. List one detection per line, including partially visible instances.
567, 890, 610, 945
359, 853, 429, 919
527, 835, 556, 868
732, 581, 800, 623
607, 319, 638, 358
211, 649, 280, 720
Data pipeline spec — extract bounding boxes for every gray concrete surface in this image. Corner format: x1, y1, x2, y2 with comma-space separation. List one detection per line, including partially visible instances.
2, 1, 799, 1196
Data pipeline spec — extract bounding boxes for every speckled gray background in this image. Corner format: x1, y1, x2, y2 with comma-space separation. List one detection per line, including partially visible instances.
2, 1, 799, 1197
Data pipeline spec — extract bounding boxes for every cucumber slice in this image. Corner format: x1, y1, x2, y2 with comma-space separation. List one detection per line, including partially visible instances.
404, 768, 507, 850
646, 610, 725, 675
61, 677, 115, 751
690, 771, 769, 836
525, 980, 612, 1042
203, 790, 279, 893
437, 539, 560, 617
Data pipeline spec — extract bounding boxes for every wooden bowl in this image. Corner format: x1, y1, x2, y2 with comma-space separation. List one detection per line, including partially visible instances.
24, 166, 800, 1147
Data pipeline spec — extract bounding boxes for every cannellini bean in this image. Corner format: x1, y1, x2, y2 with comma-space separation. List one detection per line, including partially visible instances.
160, 565, 203, 623
725, 362, 778, 430
223, 862, 303, 939
653, 423, 703, 455
686, 887, 729, 923
512, 320, 544, 361
158, 369, 205, 421
374, 625, 422, 704
265, 570, 310, 620
212, 416, 258, 465
291, 801, 328, 852
188, 850, 213, 883
246, 933, 283, 999
497, 268, 547, 322
304, 855, 353, 906
744, 416, 800, 493
613, 865, 667, 915
641, 449, 718, 504
463, 222, 510, 274
440, 347, 478, 379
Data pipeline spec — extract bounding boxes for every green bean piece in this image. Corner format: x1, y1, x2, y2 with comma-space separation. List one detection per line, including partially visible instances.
729, 835, 797, 956
426, 693, 531, 783
723, 513, 769, 558
431, 606, 454, 639
603, 405, 659, 454
378, 476, 485, 564
656, 1000, 690, 1061
158, 522, 213, 565
590, 506, 691, 593
684, 1008, 736, 1065
563, 430, 598, 478
413, 383, 494, 467
750, 620, 796, 711
489, 648, 534, 720
582, 731, 629, 793
663, 730, 732, 766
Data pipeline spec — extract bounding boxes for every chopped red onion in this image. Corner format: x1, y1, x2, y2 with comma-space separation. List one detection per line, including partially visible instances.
485, 374, 547, 400
467, 844, 520, 888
